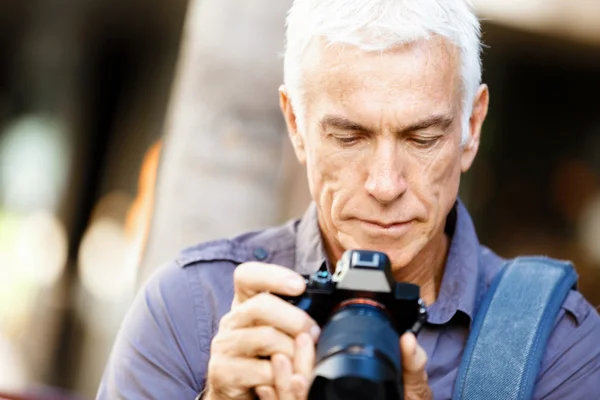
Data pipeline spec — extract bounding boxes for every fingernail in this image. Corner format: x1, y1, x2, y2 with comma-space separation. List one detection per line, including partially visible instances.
409, 335, 418, 355
287, 277, 305, 292
274, 353, 290, 370
401, 333, 417, 355
255, 386, 270, 399
310, 324, 321, 341
292, 375, 307, 396
297, 332, 311, 347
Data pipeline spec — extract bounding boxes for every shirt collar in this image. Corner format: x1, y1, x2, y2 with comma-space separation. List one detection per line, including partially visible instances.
294, 199, 482, 325
426, 199, 481, 325
294, 202, 329, 276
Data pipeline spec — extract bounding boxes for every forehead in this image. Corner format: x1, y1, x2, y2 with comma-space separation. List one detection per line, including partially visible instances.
301, 36, 462, 120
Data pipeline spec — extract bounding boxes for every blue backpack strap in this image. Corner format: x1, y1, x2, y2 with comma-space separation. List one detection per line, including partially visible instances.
452, 256, 578, 400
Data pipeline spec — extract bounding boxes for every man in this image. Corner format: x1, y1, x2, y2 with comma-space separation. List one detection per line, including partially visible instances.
98, 0, 600, 399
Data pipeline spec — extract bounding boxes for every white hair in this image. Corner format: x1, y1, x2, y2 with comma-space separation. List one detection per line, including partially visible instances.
283, 0, 482, 145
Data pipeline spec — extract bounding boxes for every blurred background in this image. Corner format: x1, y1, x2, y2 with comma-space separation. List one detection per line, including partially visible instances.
0, 0, 599, 398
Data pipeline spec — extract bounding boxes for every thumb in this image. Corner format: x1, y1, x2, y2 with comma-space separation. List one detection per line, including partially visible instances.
400, 332, 432, 400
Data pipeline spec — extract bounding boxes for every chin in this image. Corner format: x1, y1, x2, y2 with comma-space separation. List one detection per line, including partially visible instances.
338, 233, 421, 267
388, 251, 419, 272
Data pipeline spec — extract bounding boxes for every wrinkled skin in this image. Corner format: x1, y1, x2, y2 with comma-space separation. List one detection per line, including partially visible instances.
281, 36, 489, 304
205, 35, 489, 400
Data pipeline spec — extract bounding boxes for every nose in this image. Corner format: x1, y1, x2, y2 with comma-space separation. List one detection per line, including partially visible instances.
365, 138, 407, 204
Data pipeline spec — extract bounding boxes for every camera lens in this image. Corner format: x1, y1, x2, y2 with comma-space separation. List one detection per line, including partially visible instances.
308, 303, 403, 400
325, 377, 383, 400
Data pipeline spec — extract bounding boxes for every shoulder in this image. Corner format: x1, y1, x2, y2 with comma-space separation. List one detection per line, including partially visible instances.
477, 246, 600, 397
534, 288, 600, 398
146, 219, 300, 337
478, 246, 597, 331
175, 218, 299, 271
477, 247, 592, 323
171, 218, 299, 285
477, 245, 506, 286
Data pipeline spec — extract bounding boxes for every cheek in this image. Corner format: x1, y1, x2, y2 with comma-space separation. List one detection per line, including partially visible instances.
408, 143, 462, 212
306, 140, 364, 218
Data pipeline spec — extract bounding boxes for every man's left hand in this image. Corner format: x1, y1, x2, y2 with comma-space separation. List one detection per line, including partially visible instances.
401, 332, 433, 400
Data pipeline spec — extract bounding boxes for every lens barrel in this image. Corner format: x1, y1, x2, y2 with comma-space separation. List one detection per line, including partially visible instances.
308, 303, 403, 400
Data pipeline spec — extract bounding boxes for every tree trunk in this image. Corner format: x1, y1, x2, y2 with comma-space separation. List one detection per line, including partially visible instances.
139, 0, 311, 283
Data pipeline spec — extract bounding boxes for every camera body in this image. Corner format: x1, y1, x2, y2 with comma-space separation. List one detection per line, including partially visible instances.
280, 249, 427, 335
278, 249, 428, 400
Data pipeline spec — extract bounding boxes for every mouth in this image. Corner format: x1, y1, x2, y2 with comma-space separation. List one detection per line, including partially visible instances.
356, 218, 414, 234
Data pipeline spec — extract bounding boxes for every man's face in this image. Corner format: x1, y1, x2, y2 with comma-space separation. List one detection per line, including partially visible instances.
281, 36, 487, 272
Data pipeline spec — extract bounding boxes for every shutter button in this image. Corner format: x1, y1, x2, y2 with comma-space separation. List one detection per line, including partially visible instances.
253, 247, 269, 261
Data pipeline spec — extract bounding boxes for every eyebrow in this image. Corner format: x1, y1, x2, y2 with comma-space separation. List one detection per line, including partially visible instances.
320, 115, 367, 132
320, 114, 454, 134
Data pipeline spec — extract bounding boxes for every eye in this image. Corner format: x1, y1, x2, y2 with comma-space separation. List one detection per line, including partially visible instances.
333, 135, 362, 147
410, 137, 439, 149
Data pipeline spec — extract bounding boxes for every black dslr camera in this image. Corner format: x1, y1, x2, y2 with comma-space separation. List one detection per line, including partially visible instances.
279, 249, 428, 400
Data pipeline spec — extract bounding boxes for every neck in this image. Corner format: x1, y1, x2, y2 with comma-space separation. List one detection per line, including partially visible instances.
322, 225, 449, 307
392, 230, 449, 306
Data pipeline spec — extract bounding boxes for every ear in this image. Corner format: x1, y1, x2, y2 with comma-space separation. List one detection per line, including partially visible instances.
279, 85, 307, 165
461, 84, 489, 172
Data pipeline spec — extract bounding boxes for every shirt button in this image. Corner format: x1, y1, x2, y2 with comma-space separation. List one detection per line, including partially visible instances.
253, 247, 269, 261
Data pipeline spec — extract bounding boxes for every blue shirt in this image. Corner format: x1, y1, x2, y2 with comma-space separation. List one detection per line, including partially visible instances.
97, 201, 600, 399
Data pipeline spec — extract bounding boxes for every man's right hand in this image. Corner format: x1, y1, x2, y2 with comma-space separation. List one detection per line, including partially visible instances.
204, 262, 321, 400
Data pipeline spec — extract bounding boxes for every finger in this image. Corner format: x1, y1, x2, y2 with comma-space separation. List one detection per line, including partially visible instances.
290, 375, 308, 399
207, 357, 274, 391
290, 333, 314, 399
272, 353, 295, 400
233, 262, 306, 305
255, 385, 278, 400
400, 332, 427, 377
223, 292, 320, 340
211, 326, 296, 359
293, 333, 315, 381
400, 332, 432, 400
